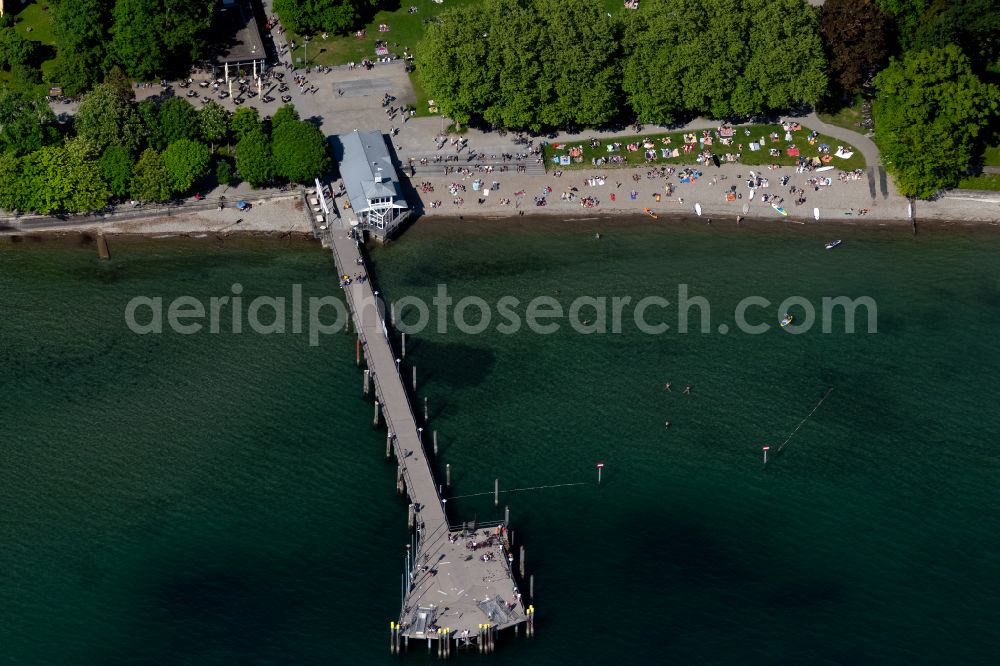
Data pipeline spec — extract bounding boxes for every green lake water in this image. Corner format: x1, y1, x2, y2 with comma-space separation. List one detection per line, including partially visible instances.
1, 220, 998, 664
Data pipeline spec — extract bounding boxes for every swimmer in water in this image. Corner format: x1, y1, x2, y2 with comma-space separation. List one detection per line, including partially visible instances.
664, 420, 671, 429
664, 381, 672, 392
683, 385, 692, 395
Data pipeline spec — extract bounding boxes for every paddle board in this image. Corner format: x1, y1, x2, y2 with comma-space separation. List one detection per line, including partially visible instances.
694, 203, 702, 216
816, 166, 834, 172
813, 207, 820, 221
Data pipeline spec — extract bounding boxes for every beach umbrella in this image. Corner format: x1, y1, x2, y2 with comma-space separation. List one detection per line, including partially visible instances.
237, 200, 249, 210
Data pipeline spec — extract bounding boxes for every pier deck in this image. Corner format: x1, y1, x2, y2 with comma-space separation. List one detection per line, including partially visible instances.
325, 220, 527, 648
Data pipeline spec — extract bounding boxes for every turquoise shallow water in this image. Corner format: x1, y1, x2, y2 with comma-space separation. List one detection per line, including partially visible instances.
2, 221, 999, 664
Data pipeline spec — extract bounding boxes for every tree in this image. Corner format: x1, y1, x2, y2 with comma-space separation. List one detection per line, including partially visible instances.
131, 148, 172, 201
231, 107, 262, 141
53, 0, 112, 95
622, 0, 826, 123
272, 120, 330, 183
273, 0, 359, 35
874, 45, 1000, 198
418, 3, 493, 127
216, 159, 233, 187
162, 139, 211, 193
271, 104, 300, 131
198, 101, 228, 150
739, 0, 827, 115
75, 81, 145, 154
0, 28, 41, 83
158, 98, 198, 145
0, 90, 58, 157
107, 0, 215, 80
99, 145, 134, 199
533, 0, 620, 128
0, 152, 24, 211
235, 130, 273, 188
18, 145, 110, 214
137, 99, 164, 150
910, 0, 1000, 75
820, 0, 892, 99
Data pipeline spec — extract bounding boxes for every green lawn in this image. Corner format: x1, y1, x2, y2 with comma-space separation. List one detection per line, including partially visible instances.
284, 0, 480, 69
11, 1, 56, 46
957, 173, 1000, 191
1, 1, 57, 94
817, 98, 866, 133
983, 145, 1000, 167
541, 123, 867, 173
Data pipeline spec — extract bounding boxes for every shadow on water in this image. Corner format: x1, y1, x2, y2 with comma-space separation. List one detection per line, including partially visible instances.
404, 338, 497, 391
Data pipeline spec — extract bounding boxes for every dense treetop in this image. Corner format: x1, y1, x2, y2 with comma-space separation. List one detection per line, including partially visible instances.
420, 0, 827, 131
874, 45, 999, 198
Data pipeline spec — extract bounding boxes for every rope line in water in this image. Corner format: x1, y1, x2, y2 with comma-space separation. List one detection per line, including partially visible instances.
770, 387, 835, 460
446, 482, 586, 500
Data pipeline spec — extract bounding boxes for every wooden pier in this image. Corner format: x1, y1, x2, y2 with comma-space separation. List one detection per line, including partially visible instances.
323, 217, 532, 655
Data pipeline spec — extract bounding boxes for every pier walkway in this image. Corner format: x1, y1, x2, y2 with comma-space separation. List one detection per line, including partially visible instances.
323, 216, 530, 653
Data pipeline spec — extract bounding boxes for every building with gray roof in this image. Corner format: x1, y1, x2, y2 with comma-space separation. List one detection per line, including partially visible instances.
333, 130, 410, 239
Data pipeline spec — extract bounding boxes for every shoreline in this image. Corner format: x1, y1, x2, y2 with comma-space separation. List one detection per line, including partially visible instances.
2, 161, 999, 241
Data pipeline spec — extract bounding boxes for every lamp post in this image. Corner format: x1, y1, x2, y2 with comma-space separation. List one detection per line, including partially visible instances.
303, 35, 310, 68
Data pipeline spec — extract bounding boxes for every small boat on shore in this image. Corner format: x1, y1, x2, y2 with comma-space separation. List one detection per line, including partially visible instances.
780, 313, 794, 327
772, 203, 787, 216
643, 207, 657, 219
825, 239, 842, 250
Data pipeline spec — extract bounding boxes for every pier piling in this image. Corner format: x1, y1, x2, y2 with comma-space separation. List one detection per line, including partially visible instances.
412, 366, 417, 392
386, 432, 392, 459
504, 505, 509, 527
356, 337, 361, 367
391, 302, 396, 327
530, 574, 534, 601
96, 233, 110, 260
401, 332, 406, 359
519, 546, 525, 579
374, 400, 380, 427
446, 464, 451, 487
424, 396, 428, 423
433, 430, 438, 456
494, 479, 499, 507
363, 369, 370, 395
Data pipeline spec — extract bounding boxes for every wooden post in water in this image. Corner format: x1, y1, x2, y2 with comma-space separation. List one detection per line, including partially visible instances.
423, 396, 428, 423
494, 479, 499, 507
433, 430, 438, 456
530, 574, 534, 600
408, 503, 415, 530
446, 464, 451, 487
401, 332, 406, 359
386, 432, 392, 459
390, 302, 396, 327
504, 505, 509, 527
509, 529, 514, 548
519, 546, 525, 578
96, 233, 110, 260
363, 369, 370, 395
356, 337, 361, 367
412, 366, 417, 392
373, 400, 380, 427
